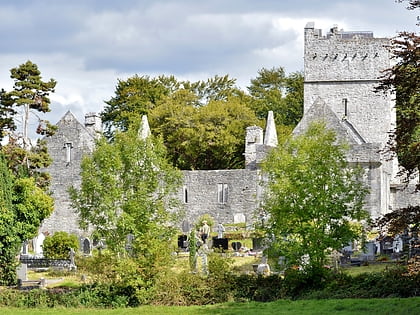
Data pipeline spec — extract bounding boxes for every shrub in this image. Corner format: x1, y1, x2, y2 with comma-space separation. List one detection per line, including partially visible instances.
42, 231, 79, 259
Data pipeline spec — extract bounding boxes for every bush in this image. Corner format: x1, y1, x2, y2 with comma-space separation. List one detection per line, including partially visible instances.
42, 231, 79, 259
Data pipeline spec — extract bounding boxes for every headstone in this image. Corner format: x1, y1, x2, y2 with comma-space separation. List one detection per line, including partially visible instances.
69, 248, 77, 271
125, 234, 134, 252
199, 244, 209, 275
178, 235, 188, 248
256, 257, 271, 276
212, 237, 228, 250
231, 241, 242, 251
252, 238, 264, 251
16, 263, 27, 281
233, 213, 246, 224
181, 220, 191, 234
83, 238, 91, 255
216, 223, 225, 239
21, 241, 28, 255
393, 235, 403, 253
33, 232, 45, 257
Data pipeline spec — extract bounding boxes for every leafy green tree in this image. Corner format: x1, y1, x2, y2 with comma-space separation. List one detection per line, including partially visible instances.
0, 89, 16, 142
150, 94, 260, 169
0, 153, 54, 285
42, 231, 79, 259
101, 75, 180, 139
247, 67, 304, 127
1, 60, 56, 148
69, 122, 182, 283
376, 26, 419, 187
261, 122, 369, 274
0, 61, 56, 189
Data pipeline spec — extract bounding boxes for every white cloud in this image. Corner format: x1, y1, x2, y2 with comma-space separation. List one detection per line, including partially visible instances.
0, 0, 417, 127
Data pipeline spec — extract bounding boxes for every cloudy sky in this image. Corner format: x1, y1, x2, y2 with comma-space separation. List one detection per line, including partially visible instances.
0, 0, 418, 128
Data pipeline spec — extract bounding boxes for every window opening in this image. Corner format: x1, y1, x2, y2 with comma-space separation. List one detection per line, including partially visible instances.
343, 98, 348, 117
183, 186, 188, 203
217, 183, 228, 204
64, 142, 73, 164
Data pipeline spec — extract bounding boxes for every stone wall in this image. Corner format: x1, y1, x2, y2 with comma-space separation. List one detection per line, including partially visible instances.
178, 169, 261, 225
303, 23, 394, 145
40, 111, 96, 236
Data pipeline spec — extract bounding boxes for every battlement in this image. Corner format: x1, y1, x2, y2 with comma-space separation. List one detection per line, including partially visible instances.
303, 22, 394, 145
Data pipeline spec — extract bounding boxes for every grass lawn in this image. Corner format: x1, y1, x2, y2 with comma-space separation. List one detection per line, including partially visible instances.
1, 297, 419, 314
341, 262, 396, 276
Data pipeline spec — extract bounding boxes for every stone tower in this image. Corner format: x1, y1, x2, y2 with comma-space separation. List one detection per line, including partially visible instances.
295, 23, 399, 218
303, 22, 395, 145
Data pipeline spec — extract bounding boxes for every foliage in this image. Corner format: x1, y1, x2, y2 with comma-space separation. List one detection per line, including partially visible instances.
0, 263, 419, 308
150, 92, 259, 169
101, 70, 303, 170
0, 60, 56, 144
101, 75, 179, 139
376, 205, 420, 236
0, 154, 54, 285
195, 214, 215, 230
188, 230, 198, 272
0, 61, 56, 189
70, 122, 182, 287
396, 0, 420, 11
261, 122, 369, 273
247, 67, 304, 127
376, 30, 419, 186
0, 89, 16, 142
42, 232, 80, 259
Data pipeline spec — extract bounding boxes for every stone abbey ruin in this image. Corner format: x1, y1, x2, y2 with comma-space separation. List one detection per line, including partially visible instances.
33, 23, 419, 250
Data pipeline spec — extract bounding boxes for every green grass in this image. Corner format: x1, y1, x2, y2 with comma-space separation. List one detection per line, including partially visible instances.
341, 262, 395, 276
1, 297, 419, 314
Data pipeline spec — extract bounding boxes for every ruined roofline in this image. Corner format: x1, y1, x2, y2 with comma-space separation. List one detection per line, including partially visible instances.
304, 21, 389, 40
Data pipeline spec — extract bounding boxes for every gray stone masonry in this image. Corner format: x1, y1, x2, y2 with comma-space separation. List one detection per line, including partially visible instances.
178, 169, 261, 225
304, 23, 395, 145
37, 23, 418, 238
40, 111, 97, 236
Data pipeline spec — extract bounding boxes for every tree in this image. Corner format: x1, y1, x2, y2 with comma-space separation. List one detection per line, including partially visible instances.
376, 205, 420, 236
0, 153, 54, 285
150, 93, 260, 169
101, 75, 180, 139
376, 2, 419, 187
247, 67, 304, 127
69, 122, 182, 282
0, 89, 16, 142
42, 231, 79, 259
0, 61, 56, 188
261, 122, 369, 273
396, 0, 420, 11
1, 60, 56, 148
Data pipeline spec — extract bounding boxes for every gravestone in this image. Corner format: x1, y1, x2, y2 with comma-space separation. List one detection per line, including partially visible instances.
231, 241, 241, 251
233, 213, 246, 224
16, 263, 27, 281
256, 257, 271, 276
181, 220, 191, 234
125, 234, 134, 253
33, 232, 45, 257
252, 238, 264, 251
178, 235, 188, 249
21, 241, 28, 255
212, 237, 228, 250
83, 238, 91, 255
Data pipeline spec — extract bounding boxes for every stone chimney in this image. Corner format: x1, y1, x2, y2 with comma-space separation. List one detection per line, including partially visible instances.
264, 111, 278, 147
245, 126, 263, 170
85, 112, 102, 136
139, 115, 151, 139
